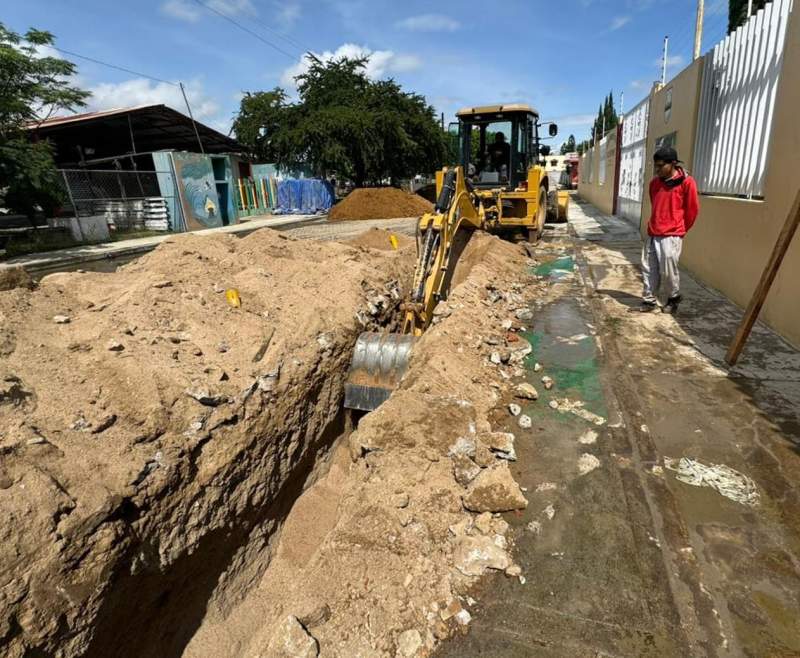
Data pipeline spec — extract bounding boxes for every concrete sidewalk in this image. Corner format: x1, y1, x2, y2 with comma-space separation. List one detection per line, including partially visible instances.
439, 197, 800, 657
0, 213, 324, 278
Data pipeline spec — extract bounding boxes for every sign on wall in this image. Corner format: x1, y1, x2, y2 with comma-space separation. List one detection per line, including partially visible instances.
617, 97, 650, 223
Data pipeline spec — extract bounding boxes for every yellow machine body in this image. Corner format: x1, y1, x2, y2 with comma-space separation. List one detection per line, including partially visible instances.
344, 103, 558, 411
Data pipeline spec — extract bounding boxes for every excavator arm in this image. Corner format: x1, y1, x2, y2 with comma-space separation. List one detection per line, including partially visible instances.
345, 167, 483, 411
403, 167, 483, 335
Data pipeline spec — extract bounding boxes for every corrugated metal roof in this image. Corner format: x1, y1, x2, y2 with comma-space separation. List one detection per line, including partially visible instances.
26, 105, 157, 129
26, 104, 244, 164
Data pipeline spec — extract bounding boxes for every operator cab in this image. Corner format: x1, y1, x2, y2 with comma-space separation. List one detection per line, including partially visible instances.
454, 103, 555, 190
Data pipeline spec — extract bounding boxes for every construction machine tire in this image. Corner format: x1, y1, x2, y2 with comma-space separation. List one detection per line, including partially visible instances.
528, 187, 547, 242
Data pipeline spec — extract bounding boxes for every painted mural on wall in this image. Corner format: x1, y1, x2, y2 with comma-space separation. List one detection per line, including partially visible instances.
172, 152, 223, 231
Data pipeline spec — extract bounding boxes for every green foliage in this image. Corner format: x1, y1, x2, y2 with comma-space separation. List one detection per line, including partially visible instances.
234, 56, 447, 187
0, 23, 88, 217
728, 0, 766, 32
231, 88, 288, 163
560, 134, 576, 155
589, 91, 619, 145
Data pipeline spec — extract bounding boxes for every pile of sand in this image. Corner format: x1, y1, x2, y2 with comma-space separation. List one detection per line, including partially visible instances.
185, 233, 539, 658
0, 222, 540, 658
0, 228, 413, 657
328, 187, 433, 222
345, 227, 415, 251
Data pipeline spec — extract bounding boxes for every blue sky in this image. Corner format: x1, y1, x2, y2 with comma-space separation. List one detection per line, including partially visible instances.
5, 0, 730, 145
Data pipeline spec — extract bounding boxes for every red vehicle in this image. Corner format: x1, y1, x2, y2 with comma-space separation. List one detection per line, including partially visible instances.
564, 154, 580, 189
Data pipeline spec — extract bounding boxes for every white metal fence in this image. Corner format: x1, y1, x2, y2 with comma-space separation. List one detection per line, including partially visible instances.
693, 0, 794, 198
617, 98, 650, 222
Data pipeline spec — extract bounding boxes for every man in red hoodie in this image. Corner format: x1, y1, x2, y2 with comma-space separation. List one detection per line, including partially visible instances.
641, 146, 699, 314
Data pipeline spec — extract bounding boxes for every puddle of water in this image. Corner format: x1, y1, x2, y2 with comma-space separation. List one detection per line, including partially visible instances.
533, 255, 575, 281
522, 297, 607, 423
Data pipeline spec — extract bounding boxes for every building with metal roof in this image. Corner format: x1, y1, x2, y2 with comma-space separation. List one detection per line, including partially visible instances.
26, 104, 243, 167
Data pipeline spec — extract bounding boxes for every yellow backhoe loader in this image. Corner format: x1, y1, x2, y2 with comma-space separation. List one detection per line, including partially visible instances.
344, 103, 557, 411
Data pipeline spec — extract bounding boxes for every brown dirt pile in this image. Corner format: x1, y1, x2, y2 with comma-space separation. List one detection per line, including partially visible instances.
0, 229, 414, 657
185, 233, 540, 657
329, 187, 433, 222
345, 228, 415, 251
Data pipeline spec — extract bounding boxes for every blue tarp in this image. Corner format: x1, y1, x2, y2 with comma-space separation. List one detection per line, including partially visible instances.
276, 178, 334, 214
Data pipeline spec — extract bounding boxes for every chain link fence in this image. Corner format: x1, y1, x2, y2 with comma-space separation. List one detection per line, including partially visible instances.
58, 169, 178, 232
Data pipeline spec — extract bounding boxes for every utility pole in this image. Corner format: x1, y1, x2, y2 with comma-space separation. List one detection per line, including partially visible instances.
180, 82, 205, 155
661, 36, 669, 85
694, 0, 705, 60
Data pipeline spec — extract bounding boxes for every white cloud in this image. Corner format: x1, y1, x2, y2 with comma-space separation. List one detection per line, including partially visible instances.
161, 0, 255, 22
655, 54, 686, 69
609, 15, 631, 31
630, 79, 651, 91
280, 43, 422, 89
86, 78, 221, 123
277, 2, 301, 28
396, 13, 461, 32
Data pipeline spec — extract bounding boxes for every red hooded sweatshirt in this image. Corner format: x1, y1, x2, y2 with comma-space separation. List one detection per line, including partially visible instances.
648, 167, 699, 237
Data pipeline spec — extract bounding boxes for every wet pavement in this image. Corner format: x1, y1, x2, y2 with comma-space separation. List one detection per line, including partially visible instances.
438, 197, 800, 657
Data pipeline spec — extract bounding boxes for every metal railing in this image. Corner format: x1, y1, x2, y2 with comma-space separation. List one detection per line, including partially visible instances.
58, 169, 177, 231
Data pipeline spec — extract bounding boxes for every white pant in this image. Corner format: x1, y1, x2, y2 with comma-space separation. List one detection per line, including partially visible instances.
641, 236, 682, 304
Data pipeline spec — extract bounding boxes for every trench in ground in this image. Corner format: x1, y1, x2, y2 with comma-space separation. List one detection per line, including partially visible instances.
71, 230, 492, 657
85, 395, 360, 658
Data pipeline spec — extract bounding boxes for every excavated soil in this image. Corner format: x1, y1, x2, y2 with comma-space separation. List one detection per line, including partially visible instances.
0, 229, 413, 657
328, 188, 433, 222
0, 225, 538, 658
184, 232, 538, 657
345, 228, 414, 251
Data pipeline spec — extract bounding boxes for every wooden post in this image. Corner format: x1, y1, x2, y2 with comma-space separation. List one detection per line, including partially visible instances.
726, 188, 800, 365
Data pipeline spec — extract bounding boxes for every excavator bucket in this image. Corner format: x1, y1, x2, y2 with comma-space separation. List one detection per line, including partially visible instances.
344, 332, 417, 411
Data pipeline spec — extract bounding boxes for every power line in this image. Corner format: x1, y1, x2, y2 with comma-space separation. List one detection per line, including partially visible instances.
189, 0, 301, 61
52, 47, 180, 86
247, 12, 314, 54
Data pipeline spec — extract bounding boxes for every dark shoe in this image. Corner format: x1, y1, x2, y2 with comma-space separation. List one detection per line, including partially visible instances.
639, 301, 659, 313
662, 295, 682, 315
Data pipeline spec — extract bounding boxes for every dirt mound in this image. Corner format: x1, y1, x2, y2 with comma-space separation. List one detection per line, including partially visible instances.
345, 228, 415, 251
0, 228, 413, 657
184, 233, 538, 657
0, 266, 34, 292
0, 222, 538, 658
328, 187, 433, 222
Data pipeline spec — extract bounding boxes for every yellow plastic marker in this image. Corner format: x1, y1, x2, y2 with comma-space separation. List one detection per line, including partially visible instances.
225, 288, 241, 308
389, 234, 399, 250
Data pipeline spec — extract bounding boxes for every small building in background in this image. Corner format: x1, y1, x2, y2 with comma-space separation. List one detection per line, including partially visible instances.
26, 105, 262, 236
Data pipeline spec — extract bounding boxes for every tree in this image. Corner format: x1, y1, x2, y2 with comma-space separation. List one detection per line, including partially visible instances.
728, 0, 766, 32
589, 91, 619, 144
0, 23, 89, 218
231, 88, 288, 163
234, 56, 447, 187
560, 134, 576, 155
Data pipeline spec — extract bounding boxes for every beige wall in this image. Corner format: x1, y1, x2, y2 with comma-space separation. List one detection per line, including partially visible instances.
577, 128, 618, 215
680, 6, 800, 347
